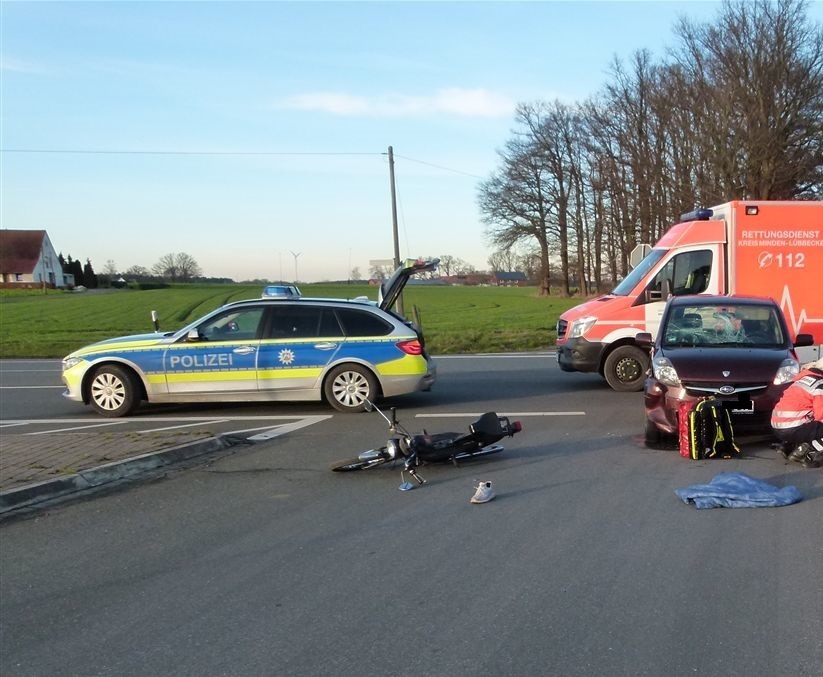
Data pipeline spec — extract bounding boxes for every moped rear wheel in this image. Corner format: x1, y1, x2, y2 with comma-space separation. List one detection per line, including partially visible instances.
452, 444, 504, 462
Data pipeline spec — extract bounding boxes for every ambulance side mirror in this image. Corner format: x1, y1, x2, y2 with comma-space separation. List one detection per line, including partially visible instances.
793, 333, 813, 348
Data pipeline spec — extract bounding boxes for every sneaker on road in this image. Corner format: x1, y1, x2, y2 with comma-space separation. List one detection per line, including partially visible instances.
470, 481, 495, 504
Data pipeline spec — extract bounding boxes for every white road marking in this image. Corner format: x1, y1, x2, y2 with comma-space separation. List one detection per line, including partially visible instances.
416, 411, 585, 418
27, 420, 131, 435
139, 420, 229, 433
246, 415, 333, 441
0, 385, 64, 389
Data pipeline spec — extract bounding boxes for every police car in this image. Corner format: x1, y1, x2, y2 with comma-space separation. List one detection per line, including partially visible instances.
62, 259, 438, 416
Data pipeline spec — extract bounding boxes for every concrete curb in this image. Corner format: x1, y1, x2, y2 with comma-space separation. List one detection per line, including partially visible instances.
0, 435, 232, 516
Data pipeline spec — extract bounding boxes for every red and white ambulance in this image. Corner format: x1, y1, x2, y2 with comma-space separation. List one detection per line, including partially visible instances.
555, 200, 823, 391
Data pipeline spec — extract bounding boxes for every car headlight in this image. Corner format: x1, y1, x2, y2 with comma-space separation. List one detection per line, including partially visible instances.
773, 358, 800, 385
62, 356, 86, 371
652, 356, 680, 387
568, 316, 597, 338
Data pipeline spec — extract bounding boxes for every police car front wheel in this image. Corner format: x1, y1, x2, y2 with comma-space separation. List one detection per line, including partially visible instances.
88, 364, 141, 417
324, 364, 378, 413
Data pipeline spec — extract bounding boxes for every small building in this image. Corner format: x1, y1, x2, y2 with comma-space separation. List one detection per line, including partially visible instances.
492, 271, 528, 287
0, 229, 68, 288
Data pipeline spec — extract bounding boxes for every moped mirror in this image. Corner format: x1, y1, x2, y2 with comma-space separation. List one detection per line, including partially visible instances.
363, 399, 374, 413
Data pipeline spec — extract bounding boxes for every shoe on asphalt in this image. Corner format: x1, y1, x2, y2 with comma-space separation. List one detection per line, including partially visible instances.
788, 443, 811, 463
470, 481, 495, 504
802, 447, 823, 469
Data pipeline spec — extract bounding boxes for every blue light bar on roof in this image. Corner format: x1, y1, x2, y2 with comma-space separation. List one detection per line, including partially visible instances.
679, 208, 714, 221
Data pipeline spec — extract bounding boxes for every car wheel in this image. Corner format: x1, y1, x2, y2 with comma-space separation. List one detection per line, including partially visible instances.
88, 364, 140, 417
603, 345, 649, 392
324, 364, 378, 412
644, 418, 662, 446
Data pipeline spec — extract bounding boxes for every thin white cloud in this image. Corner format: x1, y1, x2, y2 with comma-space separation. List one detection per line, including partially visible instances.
0, 57, 46, 74
275, 88, 515, 118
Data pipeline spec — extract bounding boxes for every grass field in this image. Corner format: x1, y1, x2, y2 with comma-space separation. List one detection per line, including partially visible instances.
0, 283, 583, 358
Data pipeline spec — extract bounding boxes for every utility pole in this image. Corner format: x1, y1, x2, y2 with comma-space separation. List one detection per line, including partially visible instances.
387, 146, 403, 315
388, 146, 400, 269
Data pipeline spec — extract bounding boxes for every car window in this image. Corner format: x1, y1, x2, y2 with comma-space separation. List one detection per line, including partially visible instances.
335, 308, 393, 337
198, 308, 264, 341
663, 304, 784, 347
266, 306, 343, 339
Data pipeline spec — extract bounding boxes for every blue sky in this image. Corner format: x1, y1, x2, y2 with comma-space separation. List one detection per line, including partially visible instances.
3, 1, 820, 282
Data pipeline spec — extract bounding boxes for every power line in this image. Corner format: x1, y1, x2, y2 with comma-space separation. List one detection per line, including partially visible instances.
1, 147, 485, 178
0, 148, 380, 157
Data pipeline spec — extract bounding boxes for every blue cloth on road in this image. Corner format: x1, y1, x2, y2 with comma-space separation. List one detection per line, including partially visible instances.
675, 472, 802, 509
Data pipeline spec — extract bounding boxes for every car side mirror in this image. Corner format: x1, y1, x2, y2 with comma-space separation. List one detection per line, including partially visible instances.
187, 329, 202, 342
793, 333, 814, 348
635, 332, 654, 348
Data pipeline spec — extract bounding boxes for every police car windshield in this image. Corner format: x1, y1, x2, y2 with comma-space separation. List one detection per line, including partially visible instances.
611, 249, 666, 296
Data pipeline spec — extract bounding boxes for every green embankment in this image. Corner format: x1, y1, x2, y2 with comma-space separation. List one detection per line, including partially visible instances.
0, 283, 582, 358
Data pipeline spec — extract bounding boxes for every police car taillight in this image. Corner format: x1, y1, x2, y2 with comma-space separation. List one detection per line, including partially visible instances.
396, 339, 423, 355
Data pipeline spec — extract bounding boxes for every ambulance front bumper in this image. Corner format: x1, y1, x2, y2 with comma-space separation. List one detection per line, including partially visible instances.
556, 337, 604, 373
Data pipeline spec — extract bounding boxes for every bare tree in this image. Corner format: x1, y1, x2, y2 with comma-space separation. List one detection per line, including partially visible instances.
672, 0, 823, 199
152, 252, 201, 282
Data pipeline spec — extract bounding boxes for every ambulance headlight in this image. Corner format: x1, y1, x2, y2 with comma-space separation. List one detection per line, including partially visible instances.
568, 316, 597, 338
653, 356, 680, 387
773, 358, 800, 385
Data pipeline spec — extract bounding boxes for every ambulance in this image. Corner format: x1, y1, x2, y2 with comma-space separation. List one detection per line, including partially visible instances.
555, 200, 823, 391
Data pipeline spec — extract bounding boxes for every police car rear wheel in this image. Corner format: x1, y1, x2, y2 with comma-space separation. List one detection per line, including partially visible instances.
88, 364, 140, 417
324, 364, 378, 413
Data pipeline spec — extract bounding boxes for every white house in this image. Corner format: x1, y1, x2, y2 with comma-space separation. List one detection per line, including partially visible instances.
0, 229, 70, 288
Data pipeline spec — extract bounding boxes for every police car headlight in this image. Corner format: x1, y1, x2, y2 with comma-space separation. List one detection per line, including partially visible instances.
568, 316, 597, 338
653, 356, 680, 387
773, 358, 800, 385
62, 356, 86, 371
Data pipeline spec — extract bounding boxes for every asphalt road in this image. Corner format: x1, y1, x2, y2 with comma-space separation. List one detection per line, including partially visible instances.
1, 355, 821, 676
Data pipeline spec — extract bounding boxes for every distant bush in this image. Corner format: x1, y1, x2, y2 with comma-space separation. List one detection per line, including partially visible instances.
133, 282, 170, 290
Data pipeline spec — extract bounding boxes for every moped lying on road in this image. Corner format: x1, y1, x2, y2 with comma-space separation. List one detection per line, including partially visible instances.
330, 401, 522, 488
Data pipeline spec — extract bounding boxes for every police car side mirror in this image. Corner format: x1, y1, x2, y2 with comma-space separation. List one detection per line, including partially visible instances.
635, 332, 654, 348
187, 329, 202, 342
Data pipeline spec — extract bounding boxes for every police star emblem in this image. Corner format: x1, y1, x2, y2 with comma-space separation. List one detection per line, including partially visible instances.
278, 348, 296, 365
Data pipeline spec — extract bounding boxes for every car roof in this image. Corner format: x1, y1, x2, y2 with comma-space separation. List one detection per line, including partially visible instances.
223, 296, 377, 309
668, 294, 776, 307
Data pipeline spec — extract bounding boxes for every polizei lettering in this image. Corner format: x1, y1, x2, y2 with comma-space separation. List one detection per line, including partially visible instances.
169, 354, 234, 369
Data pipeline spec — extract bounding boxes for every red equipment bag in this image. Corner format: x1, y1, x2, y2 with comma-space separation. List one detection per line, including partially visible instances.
678, 401, 693, 458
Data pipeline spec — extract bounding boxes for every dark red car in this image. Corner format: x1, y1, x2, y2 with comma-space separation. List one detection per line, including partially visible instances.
639, 295, 813, 445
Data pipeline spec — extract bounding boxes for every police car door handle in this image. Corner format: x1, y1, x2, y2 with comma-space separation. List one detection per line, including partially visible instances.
314, 342, 338, 350
233, 346, 256, 355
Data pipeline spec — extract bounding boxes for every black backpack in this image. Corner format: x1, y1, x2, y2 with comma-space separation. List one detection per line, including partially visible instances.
688, 397, 741, 460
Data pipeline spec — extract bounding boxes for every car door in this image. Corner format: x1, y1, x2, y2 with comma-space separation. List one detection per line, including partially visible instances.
256, 304, 343, 393
162, 306, 265, 395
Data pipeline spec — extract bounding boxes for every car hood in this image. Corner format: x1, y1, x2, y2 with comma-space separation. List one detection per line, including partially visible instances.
662, 346, 790, 382
378, 258, 439, 311
66, 332, 174, 358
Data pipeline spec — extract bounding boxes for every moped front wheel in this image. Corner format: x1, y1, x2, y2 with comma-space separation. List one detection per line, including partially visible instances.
330, 448, 389, 472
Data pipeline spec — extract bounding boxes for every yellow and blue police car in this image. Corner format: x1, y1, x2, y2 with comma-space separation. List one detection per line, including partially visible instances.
62, 260, 438, 416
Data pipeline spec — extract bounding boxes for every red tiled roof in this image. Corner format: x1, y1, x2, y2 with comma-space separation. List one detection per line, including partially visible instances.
0, 230, 47, 274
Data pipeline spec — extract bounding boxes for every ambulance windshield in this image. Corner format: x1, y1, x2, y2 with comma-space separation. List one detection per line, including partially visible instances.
611, 249, 666, 296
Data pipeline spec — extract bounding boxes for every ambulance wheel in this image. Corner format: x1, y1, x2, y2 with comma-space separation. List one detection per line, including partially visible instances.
604, 345, 649, 392
324, 364, 379, 412
87, 364, 140, 417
